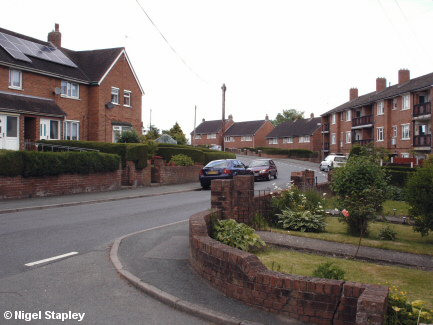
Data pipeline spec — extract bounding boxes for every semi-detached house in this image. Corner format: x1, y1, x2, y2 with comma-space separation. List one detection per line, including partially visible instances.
0, 24, 144, 151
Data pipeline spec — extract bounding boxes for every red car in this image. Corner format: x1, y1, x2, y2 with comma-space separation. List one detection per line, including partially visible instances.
247, 159, 278, 181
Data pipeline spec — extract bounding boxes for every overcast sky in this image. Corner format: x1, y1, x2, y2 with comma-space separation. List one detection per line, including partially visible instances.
2, 0, 433, 140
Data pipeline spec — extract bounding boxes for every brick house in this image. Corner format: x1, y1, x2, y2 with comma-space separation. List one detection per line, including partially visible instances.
0, 24, 144, 150
265, 114, 322, 152
190, 114, 234, 148
321, 69, 432, 159
223, 115, 274, 149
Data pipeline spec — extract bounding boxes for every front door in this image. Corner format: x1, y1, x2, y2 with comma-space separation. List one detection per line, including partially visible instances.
40, 119, 49, 140
0, 114, 19, 150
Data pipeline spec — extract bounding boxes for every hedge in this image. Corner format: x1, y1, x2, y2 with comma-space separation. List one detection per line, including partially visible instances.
255, 147, 289, 155
0, 150, 120, 178
37, 140, 149, 169
383, 166, 415, 187
155, 144, 235, 165
288, 149, 318, 158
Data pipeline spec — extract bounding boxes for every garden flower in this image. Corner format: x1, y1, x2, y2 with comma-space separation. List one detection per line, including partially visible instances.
342, 209, 349, 218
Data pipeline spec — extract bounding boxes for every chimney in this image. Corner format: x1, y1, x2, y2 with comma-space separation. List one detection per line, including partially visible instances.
228, 114, 233, 120
398, 69, 410, 85
310, 113, 314, 118
48, 23, 61, 49
376, 77, 386, 92
350, 88, 358, 101
265, 114, 269, 121
202, 118, 205, 123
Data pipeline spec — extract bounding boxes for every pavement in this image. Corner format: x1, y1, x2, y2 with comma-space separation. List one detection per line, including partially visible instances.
2, 182, 432, 325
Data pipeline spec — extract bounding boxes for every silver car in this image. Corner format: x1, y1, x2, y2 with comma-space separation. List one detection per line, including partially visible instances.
319, 155, 347, 171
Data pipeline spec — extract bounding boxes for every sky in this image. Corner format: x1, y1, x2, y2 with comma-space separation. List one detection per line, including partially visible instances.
2, 0, 433, 141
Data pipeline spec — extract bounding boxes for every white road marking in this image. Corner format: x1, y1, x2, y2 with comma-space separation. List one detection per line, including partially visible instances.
25, 252, 78, 266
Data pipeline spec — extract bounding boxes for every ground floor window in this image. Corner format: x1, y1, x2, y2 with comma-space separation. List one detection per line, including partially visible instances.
40, 118, 60, 140
113, 125, 132, 142
64, 121, 79, 140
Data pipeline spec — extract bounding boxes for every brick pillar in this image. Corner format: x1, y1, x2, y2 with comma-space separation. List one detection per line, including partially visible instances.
232, 175, 255, 224
211, 179, 234, 219
151, 157, 163, 183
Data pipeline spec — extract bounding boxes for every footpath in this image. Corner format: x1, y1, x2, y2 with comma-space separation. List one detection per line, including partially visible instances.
1, 182, 432, 325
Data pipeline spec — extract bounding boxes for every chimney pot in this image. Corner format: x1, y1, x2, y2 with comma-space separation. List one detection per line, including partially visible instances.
310, 113, 314, 118
48, 23, 62, 49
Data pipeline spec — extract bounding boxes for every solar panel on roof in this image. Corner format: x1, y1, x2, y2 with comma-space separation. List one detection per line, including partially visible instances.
0, 32, 77, 68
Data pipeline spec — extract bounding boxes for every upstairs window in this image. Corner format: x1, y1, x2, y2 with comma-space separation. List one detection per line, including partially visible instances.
377, 101, 384, 115
268, 138, 278, 144
346, 131, 351, 143
299, 135, 310, 143
393, 98, 397, 110
402, 95, 410, 110
331, 114, 336, 124
9, 69, 22, 89
61, 81, 79, 99
401, 124, 410, 139
377, 127, 384, 141
241, 135, 252, 141
124, 90, 131, 107
194, 134, 202, 139
283, 137, 293, 143
207, 133, 216, 139
346, 110, 351, 121
111, 87, 119, 105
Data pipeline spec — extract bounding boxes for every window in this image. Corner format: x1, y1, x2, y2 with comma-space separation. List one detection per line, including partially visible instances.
340, 112, 343, 121
9, 69, 22, 89
64, 121, 79, 140
124, 91, 131, 107
241, 136, 253, 141
377, 127, 384, 141
401, 153, 410, 158
377, 101, 384, 115
111, 87, 119, 104
113, 125, 132, 142
194, 134, 201, 139
393, 98, 397, 110
224, 136, 234, 142
393, 126, 397, 138
207, 133, 216, 139
6, 116, 18, 137
61, 81, 79, 99
331, 133, 336, 145
299, 135, 310, 143
268, 138, 278, 144
401, 124, 410, 139
331, 114, 336, 124
401, 95, 410, 110
346, 110, 351, 121
346, 131, 351, 144
40, 119, 59, 139
50, 120, 59, 139
283, 137, 293, 143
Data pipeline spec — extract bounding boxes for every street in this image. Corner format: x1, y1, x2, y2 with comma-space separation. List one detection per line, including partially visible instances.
0, 158, 325, 324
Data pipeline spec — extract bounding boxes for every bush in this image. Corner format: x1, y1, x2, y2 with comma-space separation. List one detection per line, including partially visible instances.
288, 149, 318, 158
156, 146, 205, 164
378, 225, 397, 241
211, 219, 266, 252
116, 129, 141, 143
170, 154, 194, 166
312, 262, 345, 280
277, 209, 327, 232
385, 185, 407, 201
384, 167, 415, 187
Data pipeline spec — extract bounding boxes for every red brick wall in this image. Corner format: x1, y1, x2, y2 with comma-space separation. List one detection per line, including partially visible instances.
122, 161, 151, 187
158, 165, 203, 185
0, 170, 121, 200
189, 209, 388, 325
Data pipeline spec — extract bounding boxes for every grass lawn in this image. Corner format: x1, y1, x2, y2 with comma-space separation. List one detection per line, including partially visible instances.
270, 216, 433, 256
255, 248, 433, 310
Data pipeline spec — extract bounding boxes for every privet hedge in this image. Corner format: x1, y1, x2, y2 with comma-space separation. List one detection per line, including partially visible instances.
383, 166, 415, 187
0, 150, 120, 178
37, 140, 149, 169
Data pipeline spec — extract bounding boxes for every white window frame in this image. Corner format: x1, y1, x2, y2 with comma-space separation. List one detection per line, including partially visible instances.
124, 90, 131, 107
393, 98, 397, 110
268, 137, 278, 145
224, 136, 234, 142
346, 110, 351, 121
241, 135, 253, 141
207, 133, 216, 139
61, 80, 79, 99
113, 125, 132, 142
401, 124, 410, 140
64, 120, 79, 140
111, 87, 120, 105
401, 94, 410, 110
392, 126, 397, 138
283, 137, 293, 144
194, 134, 202, 139
299, 135, 310, 143
376, 127, 384, 141
40, 118, 60, 140
9, 69, 22, 89
401, 153, 410, 158
331, 114, 336, 124
345, 131, 351, 144
331, 133, 336, 145
377, 101, 384, 115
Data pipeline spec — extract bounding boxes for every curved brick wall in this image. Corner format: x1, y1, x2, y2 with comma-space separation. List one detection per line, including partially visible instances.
189, 210, 388, 325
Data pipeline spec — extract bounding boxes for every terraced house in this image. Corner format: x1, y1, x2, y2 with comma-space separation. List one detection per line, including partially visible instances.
0, 24, 144, 150
321, 69, 432, 159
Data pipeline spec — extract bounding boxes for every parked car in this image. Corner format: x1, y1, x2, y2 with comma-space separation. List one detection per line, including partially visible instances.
247, 159, 278, 181
319, 154, 347, 171
199, 159, 252, 189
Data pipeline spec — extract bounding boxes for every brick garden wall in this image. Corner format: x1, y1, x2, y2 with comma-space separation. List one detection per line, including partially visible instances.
189, 208, 389, 325
151, 157, 203, 185
121, 160, 151, 187
0, 169, 122, 199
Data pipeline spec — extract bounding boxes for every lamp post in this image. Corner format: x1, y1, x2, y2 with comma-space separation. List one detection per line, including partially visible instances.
221, 83, 226, 152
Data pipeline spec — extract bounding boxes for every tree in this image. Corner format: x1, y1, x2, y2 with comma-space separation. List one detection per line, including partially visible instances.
272, 109, 304, 126
163, 122, 187, 145
405, 159, 433, 236
117, 129, 141, 143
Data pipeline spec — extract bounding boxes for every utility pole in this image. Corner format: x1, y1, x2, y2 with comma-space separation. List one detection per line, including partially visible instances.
221, 83, 226, 152
193, 105, 197, 147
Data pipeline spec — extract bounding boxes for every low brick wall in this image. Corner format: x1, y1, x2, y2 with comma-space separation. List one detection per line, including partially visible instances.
151, 157, 203, 185
122, 160, 151, 187
189, 210, 388, 325
0, 169, 121, 199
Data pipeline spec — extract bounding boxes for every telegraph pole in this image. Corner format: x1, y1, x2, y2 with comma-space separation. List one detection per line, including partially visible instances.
221, 83, 226, 152
193, 105, 197, 147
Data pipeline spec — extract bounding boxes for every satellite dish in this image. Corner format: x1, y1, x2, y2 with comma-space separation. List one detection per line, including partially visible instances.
106, 102, 114, 109
54, 87, 61, 95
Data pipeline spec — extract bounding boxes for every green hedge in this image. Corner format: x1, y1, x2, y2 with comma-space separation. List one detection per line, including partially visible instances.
383, 166, 415, 187
155, 144, 235, 165
0, 150, 120, 178
288, 149, 318, 158
38, 140, 149, 169
255, 147, 290, 155
203, 151, 236, 165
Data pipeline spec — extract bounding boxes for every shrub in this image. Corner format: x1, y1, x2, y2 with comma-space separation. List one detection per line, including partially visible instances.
170, 154, 194, 166
288, 149, 318, 158
405, 159, 433, 236
378, 225, 397, 241
312, 262, 345, 280
211, 219, 266, 252
156, 146, 205, 165
384, 167, 415, 187
116, 129, 141, 143
277, 209, 327, 232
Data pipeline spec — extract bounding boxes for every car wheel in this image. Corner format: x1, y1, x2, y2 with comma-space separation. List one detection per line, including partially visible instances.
267, 173, 271, 181
201, 184, 210, 190
274, 171, 278, 179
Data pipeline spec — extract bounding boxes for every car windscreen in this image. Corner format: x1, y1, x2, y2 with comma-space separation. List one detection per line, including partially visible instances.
334, 157, 347, 162
205, 160, 229, 168
249, 160, 268, 167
